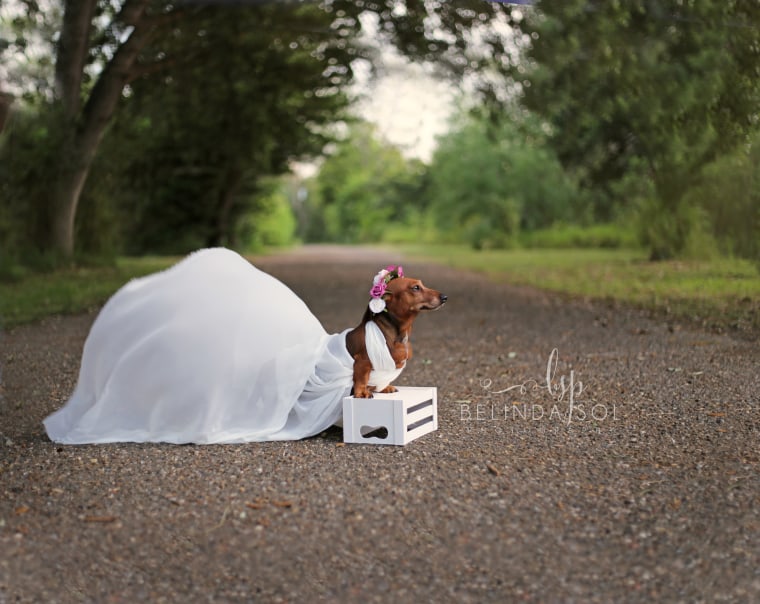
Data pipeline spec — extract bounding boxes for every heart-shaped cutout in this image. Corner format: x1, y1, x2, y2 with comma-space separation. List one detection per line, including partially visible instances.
360, 425, 389, 439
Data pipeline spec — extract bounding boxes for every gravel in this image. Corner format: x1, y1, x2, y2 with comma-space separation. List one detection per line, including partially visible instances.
1, 246, 759, 603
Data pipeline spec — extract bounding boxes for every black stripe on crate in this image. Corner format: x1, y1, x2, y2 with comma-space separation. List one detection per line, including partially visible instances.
406, 399, 434, 415
407, 415, 434, 432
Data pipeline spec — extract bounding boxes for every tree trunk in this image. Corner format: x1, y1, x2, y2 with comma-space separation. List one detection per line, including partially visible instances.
55, 0, 97, 118
50, 0, 155, 258
0, 91, 14, 133
51, 144, 94, 258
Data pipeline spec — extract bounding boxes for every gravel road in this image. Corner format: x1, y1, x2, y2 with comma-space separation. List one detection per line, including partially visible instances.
1, 246, 758, 603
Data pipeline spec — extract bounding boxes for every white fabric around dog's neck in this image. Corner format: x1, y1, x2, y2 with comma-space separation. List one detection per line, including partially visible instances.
365, 320, 405, 390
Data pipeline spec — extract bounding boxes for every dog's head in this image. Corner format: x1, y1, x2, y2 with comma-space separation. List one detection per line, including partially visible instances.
383, 276, 447, 320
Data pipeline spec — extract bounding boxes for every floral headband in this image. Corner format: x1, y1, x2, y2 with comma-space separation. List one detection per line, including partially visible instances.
368, 265, 404, 313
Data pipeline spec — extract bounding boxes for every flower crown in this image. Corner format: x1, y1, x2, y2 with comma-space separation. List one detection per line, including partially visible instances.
368, 265, 404, 314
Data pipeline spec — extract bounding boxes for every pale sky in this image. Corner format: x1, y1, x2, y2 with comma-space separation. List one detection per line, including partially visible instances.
345, 10, 465, 163
341, 7, 520, 164
292, 52, 459, 177
352, 54, 457, 162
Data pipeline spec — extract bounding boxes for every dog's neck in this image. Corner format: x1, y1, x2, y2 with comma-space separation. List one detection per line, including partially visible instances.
368, 309, 411, 365
365, 308, 413, 342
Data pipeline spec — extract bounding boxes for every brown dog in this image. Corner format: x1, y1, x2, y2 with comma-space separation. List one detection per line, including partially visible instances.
346, 274, 447, 398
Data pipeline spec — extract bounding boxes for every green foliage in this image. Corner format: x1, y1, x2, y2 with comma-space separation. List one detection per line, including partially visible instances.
681, 133, 760, 264
0, 257, 174, 328
75, 152, 124, 260
636, 196, 720, 261
519, 0, 760, 258
238, 183, 298, 252
81, 3, 353, 256
520, 223, 638, 250
637, 133, 760, 263
310, 110, 591, 251
313, 122, 425, 243
377, 210, 444, 246
402, 243, 760, 333
2, 0, 520, 262
289, 178, 328, 244
0, 104, 67, 269
426, 110, 582, 249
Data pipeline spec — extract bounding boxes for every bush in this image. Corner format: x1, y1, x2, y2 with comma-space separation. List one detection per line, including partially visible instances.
635, 196, 721, 261
681, 137, 760, 264
464, 197, 521, 250
521, 223, 638, 249
378, 210, 445, 245
0, 104, 64, 267
426, 110, 583, 249
633, 133, 760, 263
239, 188, 297, 251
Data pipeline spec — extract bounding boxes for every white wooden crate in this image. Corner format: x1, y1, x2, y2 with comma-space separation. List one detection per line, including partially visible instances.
342, 387, 437, 445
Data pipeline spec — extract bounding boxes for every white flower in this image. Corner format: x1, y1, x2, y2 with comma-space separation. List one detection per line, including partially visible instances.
368, 297, 386, 313
373, 269, 389, 285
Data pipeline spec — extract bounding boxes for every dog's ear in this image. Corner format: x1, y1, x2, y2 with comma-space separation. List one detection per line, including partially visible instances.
382, 280, 399, 299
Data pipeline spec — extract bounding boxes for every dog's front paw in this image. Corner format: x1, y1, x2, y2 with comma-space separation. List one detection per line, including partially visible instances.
353, 387, 373, 399
378, 385, 398, 394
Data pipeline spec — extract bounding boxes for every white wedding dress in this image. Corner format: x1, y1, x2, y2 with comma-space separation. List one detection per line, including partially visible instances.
44, 248, 403, 444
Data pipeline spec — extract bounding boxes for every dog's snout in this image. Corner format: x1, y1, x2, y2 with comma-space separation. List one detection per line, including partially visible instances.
440, 293, 448, 304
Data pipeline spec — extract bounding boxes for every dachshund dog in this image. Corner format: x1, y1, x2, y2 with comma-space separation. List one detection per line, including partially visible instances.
346, 269, 447, 398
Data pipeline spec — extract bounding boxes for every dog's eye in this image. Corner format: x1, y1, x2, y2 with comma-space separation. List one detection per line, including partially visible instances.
411, 285, 421, 291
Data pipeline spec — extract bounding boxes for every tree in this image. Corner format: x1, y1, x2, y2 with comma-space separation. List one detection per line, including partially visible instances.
48, 0, 155, 258
89, 5, 352, 254
518, 1, 760, 257
427, 109, 580, 248
314, 121, 422, 242
0, 90, 12, 132
3, 0, 519, 260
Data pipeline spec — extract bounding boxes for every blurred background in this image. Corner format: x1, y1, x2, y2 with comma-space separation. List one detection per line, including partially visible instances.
1, 0, 758, 271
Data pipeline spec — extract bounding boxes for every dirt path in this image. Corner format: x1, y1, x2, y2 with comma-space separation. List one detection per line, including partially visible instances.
1, 246, 758, 602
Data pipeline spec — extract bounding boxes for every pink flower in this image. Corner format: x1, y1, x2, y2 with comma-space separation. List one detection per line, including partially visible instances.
386, 265, 404, 278
368, 265, 403, 308
370, 282, 386, 298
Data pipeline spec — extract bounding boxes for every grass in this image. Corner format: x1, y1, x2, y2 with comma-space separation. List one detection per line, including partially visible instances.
399, 244, 760, 335
2, 245, 758, 336
519, 222, 639, 249
0, 257, 176, 329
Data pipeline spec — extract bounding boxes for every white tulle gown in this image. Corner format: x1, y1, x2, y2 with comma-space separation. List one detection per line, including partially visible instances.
43, 248, 364, 444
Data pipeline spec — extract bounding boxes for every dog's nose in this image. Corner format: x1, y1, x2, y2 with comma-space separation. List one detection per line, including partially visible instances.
440, 294, 448, 304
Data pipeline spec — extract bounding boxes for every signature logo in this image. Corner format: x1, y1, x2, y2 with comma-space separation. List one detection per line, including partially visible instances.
461, 349, 617, 426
